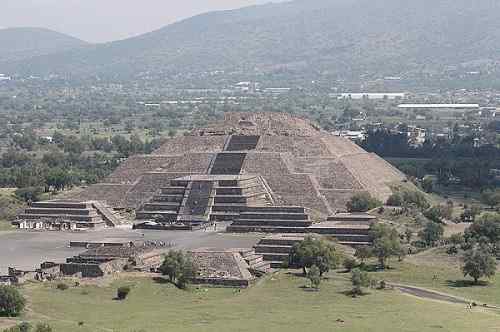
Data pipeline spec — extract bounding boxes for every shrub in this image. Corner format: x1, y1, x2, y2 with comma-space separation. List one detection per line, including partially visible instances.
289, 236, 340, 276
0, 285, 26, 317
159, 250, 197, 289
386, 192, 403, 206
462, 246, 497, 284
56, 283, 69, 291
34, 323, 53, 332
347, 192, 381, 212
307, 265, 321, 290
116, 286, 131, 300
351, 268, 370, 296
343, 257, 358, 272
418, 222, 444, 246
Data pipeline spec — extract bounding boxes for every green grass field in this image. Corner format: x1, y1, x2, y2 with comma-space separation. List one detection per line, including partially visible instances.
375, 255, 500, 307
15, 270, 500, 332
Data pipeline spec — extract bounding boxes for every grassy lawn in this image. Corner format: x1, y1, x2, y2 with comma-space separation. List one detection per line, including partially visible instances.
374, 256, 500, 307
16, 271, 500, 332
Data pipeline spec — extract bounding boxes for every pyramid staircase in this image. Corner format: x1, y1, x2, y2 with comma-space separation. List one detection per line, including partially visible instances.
225, 135, 260, 151
210, 176, 271, 222
308, 213, 375, 246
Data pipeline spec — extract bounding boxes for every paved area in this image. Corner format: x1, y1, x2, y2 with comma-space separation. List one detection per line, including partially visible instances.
0, 227, 261, 274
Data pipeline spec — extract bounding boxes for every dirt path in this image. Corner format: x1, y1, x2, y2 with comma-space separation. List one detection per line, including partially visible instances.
392, 284, 469, 304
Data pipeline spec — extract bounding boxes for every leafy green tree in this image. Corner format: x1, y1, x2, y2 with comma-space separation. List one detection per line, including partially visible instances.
354, 246, 372, 264
14, 187, 43, 203
289, 236, 339, 276
480, 189, 500, 208
370, 224, 402, 269
307, 265, 321, 290
421, 176, 434, 193
159, 250, 197, 289
464, 213, 500, 253
419, 222, 444, 246
462, 246, 497, 284
0, 285, 26, 317
351, 268, 370, 296
423, 205, 452, 223
343, 257, 358, 272
386, 192, 403, 206
346, 192, 381, 212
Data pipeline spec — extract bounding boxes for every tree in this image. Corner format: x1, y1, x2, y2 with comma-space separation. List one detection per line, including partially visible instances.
418, 222, 444, 246
14, 187, 43, 203
343, 257, 358, 272
0, 285, 26, 317
346, 192, 381, 212
462, 246, 497, 284
464, 213, 500, 253
421, 176, 434, 193
370, 224, 402, 269
307, 265, 321, 290
351, 268, 370, 296
159, 250, 197, 289
480, 189, 500, 208
289, 236, 340, 276
386, 192, 403, 206
424, 205, 452, 223
354, 246, 372, 264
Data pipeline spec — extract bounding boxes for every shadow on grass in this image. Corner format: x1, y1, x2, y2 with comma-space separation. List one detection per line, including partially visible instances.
299, 285, 320, 292
339, 290, 370, 297
446, 279, 489, 288
152, 277, 170, 284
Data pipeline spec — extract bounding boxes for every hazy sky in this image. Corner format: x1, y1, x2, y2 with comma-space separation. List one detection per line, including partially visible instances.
1, 0, 282, 43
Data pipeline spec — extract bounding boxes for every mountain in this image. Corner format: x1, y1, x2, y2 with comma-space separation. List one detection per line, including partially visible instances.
2, 0, 500, 80
0, 27, 88, 63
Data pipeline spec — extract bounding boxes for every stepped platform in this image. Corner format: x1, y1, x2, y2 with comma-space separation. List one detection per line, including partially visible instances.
227, 206, 311, 233
14, 200, 126, 230
308, 218, 374, 246
254, 234, 305, 268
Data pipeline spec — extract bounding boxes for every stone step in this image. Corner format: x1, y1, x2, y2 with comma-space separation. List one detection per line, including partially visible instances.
258, 237, 305, 246
226, 225, 308, 233
238, 249, 256, 258
152, 194, 184, 203
135, 211, 178, 221
234, 219, 312, 227
215, 185, 262, 195
159, 187, 186, 195
23, 208, 96, 216
245, 254, 263, 265
141, 202, 181, 212
212, 204, 248, 212
316, 227, 371, 235
239, 212, 309, 221
243, 206, 306, 214
18, 214, 103, 223
250, 260, 271, 272
169, 180, 189, 187
329, 234, 372, 242
31, 202, 92, 209
260, 252, 290, 262
268, 261, 286, 269
209, 212, 239, 222
254, 244, 294, 254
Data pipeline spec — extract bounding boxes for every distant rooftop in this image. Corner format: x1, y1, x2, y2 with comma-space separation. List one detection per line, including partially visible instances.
398, 104, 480, 109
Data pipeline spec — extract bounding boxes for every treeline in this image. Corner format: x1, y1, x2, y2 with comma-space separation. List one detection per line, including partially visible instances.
362, 129, 500, 189
0, 131, 163, 199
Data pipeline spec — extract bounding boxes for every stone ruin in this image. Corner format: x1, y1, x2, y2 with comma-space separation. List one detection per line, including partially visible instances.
66, 112, 402, 234
14, 200, 127, 231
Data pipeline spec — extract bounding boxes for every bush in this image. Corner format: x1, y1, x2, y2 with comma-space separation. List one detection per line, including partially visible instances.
0, 285, 26, 317
386, 192, 403, 206
351, 268, 370, 296
347, 192, 381, 212
116, 286, 131, 300
343, 257, 358, 272
56, 283, 69, 291
418, 222, 444, 246
307, 265, 321, 290
34, 323, 53, 332
159, 250, 197, 289
289, 236, 340, 276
